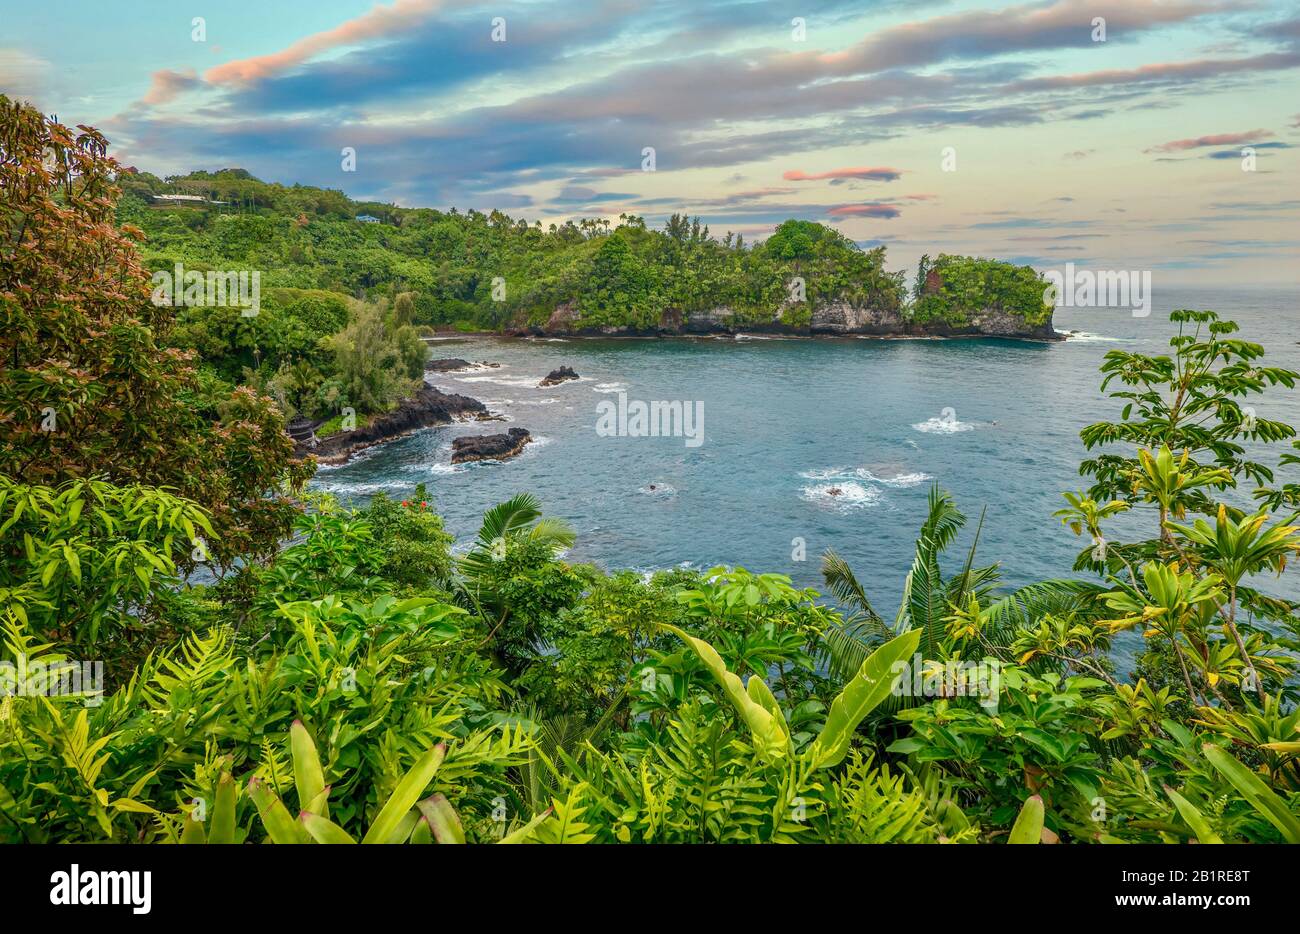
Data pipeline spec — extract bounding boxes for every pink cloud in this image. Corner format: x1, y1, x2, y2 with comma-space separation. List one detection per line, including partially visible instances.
205, 0, 444, 85
794, 0, 1222, 78
902, 193, 937, 201
783, 166, 902, 182
1008, 52, 1300, 93
1146, 129, 1274, 153
826, 203, 901, 219
141, 68, 200, 105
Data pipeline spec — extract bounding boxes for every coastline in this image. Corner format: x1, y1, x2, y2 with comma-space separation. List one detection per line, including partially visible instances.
428, 324, 1065, 343
311, 320, 1066, 469
298, 384, 496, 466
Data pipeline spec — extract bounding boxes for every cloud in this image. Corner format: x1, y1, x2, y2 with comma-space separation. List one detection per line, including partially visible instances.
551, 186, 637, 204
1205, 142, 1292, 157
826, 203, 902, 219
1007, 51, 1300, 93
795, 0, 1224, 77
205, 0, 447, 85
141, 69, 200, 106
1146, 129, 1274, 152
96, 0, 1300, 219
783, 166, 903, 182
0, 48, 53, 103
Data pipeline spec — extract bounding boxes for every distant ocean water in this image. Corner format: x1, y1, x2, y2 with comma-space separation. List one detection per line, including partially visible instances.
312, 287, 1300, 669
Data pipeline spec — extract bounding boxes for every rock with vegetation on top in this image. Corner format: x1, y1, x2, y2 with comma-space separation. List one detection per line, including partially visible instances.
306, 385, 487, 464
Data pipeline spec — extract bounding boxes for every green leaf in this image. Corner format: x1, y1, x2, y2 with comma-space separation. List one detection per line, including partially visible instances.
179, 813, 206, 845
209, 773, 237, 844
1203, 744, 1300, 843
499, 808, 553, 844
809, 627, 920, 769
300, 811, 357, 844
360, 743, 447, 844
248, 777, 305, 844
1008, 795, 1044, 844
416, 794, 465, 844
663, 625, 789, 759
1164, 786, 1223, 844
290, 720, 327, 817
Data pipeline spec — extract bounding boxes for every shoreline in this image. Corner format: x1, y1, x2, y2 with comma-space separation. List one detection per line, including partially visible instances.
426, 327, 1065, 344
309, 321, 1069, 468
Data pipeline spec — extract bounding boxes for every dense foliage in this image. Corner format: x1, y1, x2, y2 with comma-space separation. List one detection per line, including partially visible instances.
912, 254, 1054, 327
3, 98, 1299, 845
116, 164, 1044, 337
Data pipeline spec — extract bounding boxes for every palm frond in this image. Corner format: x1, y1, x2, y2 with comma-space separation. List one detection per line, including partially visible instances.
476, 492, 543, 548
528, 517, 577, 551
920, 485, 965, 555
821, 549, 882, 622
817, 611, 894, 682
980, 578, 1110, 647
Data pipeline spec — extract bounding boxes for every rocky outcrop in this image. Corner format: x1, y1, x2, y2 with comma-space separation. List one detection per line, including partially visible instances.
810, 302, 906, 335
545, 301, 581, 333
682, 306, 736, 333
513, 300, 1057, 340
451, 428, 531, 463
286, 415, 319, 446
426, 357, 501, 372
425, 357, 474, 372
303, 385, 488, 465
539, 365, 579, 386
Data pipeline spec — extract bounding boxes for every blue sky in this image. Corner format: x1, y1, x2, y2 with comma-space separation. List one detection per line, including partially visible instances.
3, 0, 1298, 283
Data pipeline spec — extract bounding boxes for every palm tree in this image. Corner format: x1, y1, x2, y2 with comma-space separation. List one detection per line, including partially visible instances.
819, 485, 1108, 679
457, 493, 576, 663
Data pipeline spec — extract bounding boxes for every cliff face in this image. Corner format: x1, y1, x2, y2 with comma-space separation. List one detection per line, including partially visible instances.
515, 301, 1057, 340
809, 301, 907, 335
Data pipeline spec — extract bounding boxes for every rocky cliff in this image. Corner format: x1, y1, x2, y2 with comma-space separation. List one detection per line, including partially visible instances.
514, 299, 1057, 340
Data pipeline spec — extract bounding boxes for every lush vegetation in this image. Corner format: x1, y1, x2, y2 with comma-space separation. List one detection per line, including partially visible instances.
912, 254, 1055, 328
4, 99, 1300, 845
117, 162, 1046, 337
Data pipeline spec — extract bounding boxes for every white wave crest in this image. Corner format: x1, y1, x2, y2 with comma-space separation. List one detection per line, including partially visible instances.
801, 481, 882, 510
912, 416, 976, 434
858, 469, 932, 488
800, 467, 932, 488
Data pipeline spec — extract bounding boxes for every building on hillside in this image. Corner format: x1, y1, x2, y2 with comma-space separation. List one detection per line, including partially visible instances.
355, 214, 382, 223
151, 193, 229, 205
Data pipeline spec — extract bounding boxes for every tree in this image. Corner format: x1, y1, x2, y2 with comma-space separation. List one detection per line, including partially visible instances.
0, 96, 310, 569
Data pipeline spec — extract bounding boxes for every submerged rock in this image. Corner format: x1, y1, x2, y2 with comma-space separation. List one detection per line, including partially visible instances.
451, 428, 532, 463
539, 365, 579, 387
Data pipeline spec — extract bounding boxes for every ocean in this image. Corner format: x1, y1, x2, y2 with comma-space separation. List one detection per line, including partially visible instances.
311, 287, 1300, 667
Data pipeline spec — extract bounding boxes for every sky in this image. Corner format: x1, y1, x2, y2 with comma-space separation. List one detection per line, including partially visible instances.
3, 0, 1299, 285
